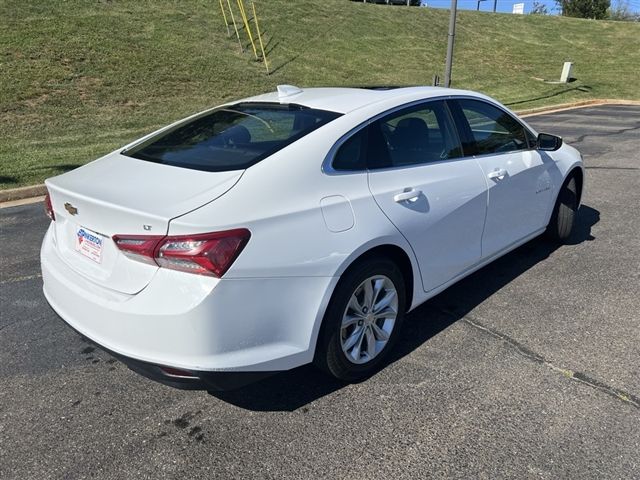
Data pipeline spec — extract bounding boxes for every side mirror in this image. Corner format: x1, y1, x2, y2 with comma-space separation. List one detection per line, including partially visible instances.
536, 133, 563, 151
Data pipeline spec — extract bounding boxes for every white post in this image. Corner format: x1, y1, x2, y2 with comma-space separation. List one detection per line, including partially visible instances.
560, 62, 574, 83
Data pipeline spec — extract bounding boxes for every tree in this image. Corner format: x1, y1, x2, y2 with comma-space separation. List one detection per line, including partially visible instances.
557, 0, 611, 19
609, 0, 639, 20
530, 1, 549, 14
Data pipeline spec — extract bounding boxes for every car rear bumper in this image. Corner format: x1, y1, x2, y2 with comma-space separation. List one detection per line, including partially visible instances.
48, 306, 274, 390
41, 224, 337, 376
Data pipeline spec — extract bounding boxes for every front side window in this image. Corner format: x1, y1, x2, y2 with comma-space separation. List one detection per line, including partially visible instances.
456, 99, 529, 156
125, 103, 341, 172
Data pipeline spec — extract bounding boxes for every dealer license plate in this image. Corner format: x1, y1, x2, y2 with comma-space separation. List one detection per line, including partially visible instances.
75, 226, 104, 263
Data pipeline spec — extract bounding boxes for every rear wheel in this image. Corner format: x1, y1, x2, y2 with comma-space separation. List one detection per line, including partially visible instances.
546, 176, 579, 242
314, 257, 406, 382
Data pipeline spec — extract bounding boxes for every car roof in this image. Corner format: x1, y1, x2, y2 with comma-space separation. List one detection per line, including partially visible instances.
237, 85, 481, 114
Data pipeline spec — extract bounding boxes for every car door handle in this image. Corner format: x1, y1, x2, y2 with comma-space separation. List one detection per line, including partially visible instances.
393, 189, 422, 203
487, 168, 508, 181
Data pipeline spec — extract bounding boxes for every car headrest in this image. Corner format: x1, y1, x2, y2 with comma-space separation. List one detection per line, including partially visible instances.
394, 118, 430, 150
226, 124, 251, 145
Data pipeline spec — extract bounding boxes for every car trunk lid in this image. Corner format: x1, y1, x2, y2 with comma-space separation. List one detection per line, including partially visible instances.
45, 152, 243, 294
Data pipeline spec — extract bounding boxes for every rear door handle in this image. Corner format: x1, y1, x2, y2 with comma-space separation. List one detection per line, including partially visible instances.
487, 168, 508, 181
393, 189, 422, 203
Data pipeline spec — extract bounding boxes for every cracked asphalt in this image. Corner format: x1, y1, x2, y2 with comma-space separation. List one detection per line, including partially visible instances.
1, 105, 639, 479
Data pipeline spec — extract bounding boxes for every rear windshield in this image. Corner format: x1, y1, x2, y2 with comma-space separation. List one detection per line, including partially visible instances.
123, 103, 341, 172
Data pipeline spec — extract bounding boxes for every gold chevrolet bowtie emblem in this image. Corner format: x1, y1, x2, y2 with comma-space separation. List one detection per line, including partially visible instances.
64, 202, 78, 215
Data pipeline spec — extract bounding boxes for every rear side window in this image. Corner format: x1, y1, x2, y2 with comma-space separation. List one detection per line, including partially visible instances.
455, 99, 529, 156
333, 128, 368, 171
332, 123, 392, 172
331, 100, 462, 171
374, 101, 462, 168
124, 104, 341, 172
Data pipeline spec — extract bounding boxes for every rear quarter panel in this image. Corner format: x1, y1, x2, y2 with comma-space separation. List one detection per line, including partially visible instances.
168, 116, 425, 362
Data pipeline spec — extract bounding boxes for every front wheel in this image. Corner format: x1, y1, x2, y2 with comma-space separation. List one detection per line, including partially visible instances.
314, 257, 406, 382
546, 176, 579, 242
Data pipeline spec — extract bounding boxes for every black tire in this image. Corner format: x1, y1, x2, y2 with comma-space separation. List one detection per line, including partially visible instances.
314, 257, 406, 382
546, 176, 579, 242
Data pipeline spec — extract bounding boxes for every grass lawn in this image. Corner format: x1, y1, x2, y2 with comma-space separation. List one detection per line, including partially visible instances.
1, 0, 639, 189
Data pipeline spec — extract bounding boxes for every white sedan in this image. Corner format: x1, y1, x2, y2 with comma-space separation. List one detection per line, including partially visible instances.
41, 85, 584, 389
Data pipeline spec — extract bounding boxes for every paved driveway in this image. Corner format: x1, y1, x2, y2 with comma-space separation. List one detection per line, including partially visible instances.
1, 105, 639, 479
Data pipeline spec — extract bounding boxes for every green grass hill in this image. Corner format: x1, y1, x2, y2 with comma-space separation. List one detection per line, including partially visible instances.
1, 0, 638, 188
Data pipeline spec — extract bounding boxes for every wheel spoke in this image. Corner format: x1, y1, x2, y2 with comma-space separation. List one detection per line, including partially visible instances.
372, 278, 385, 307
374, 305, 397, 320
348, 295, 364, 316
343, 326, 363, 351
373, 290, 397, 313
372, 323, 390, 341
364, 326, 376, 357
363, 279, 374, 310
342, 314, 361, 328
351, 329, 365, 360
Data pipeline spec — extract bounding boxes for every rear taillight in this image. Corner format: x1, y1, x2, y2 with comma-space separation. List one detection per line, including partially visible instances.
44, 192, 55, 221
156, 230, 251, 277
113, 229, 250, 278
112, 235, 164, 266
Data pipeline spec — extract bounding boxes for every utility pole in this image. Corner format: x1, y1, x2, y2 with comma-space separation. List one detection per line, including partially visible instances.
443, 0, 457, 88
493, 0, 497, 12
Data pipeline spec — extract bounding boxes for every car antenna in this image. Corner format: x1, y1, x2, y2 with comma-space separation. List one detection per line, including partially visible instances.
277, 85, 303, 99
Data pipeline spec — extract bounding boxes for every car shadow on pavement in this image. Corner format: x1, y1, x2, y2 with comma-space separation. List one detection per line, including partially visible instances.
209, 205, 600, 412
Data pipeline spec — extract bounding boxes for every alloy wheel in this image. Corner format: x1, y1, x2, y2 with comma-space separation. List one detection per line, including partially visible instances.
340, 275, 398, 364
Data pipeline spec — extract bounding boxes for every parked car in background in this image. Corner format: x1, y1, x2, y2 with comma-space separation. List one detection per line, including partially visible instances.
41, 85, 583, 390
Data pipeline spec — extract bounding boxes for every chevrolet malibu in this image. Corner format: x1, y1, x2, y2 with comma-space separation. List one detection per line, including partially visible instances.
41, 85, 584, 390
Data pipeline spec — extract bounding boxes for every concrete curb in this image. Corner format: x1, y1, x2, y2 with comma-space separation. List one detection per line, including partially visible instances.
518, 98, 640, 117
0, 184, 47, 203
1, 99, 639, 206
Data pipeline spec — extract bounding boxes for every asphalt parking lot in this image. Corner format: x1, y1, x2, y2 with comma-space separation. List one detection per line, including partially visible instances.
1, 105, 639, 479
